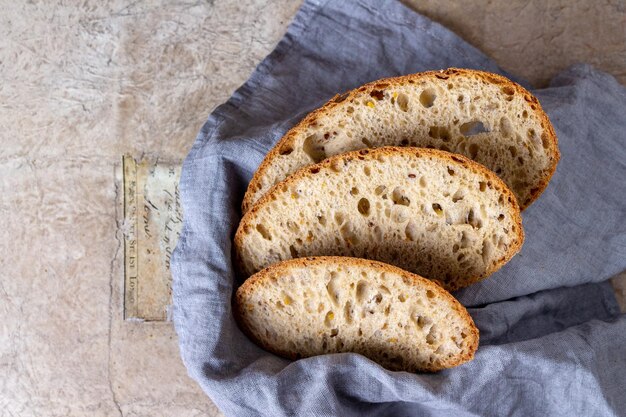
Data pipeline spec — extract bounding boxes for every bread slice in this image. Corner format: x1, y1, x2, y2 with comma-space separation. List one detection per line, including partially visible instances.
242, 68, 559, 213
235, 147, 524, 291
234, 256, 479, 372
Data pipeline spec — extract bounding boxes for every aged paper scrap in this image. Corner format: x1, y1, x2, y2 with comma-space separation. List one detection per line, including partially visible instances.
123, 156, 182, 321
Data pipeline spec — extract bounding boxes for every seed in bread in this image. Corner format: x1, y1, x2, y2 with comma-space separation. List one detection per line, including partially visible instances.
234, 256, 479, 372
235, 147, 524, 291
242, 68, 559, 213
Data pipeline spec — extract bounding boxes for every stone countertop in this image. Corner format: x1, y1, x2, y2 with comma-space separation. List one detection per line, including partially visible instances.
1, 1, 624, 416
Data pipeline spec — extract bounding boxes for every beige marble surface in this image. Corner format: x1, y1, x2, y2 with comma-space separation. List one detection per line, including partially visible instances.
1, 1, 624, 416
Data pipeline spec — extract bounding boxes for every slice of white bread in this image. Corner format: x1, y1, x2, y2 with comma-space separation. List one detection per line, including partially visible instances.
242, 68, 559, 213
235, 147, 524, 291
234, 256, 479, 372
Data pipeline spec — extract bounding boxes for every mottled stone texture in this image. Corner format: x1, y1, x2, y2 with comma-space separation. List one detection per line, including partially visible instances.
402, 0, 626, 87
0, 0, 624, 416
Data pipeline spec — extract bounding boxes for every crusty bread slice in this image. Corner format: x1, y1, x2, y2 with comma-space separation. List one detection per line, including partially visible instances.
242, 68, 559, 213
234, 256, 479, 372
235, 147, 524, 291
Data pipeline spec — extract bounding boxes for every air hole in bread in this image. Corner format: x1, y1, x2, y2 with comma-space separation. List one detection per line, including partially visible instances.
482, 239, 493, 265
468, 143, 479, 159
373, 293, 383, 304
466, 209, 482, 229
428, 126, 451, 142
460, 231, 472, 248
457, 94, 464, 102
342, 300, 354, 324
405, 220, 419, 241
324, 311, 334, 327
361, 137, 373, 147
426, 290, 435, 299
317, 215, 327, 226
279, 144, 293, 155
499, 116, 513, 137
374, 185, 386, 196
391, 206, 409, 223
528, 129, 542, 149
502, 85, 514, 95
326, 271, 341, 306
256, 224, 272, 240
340, 223, 359, 245
289, 245, 298, 258
541, 132, 550, 149
379, 285, 391, 295
426, 327, 437, 345
391, 187, 410, 206
447, 167, 455, 176
356, 280, 370, 303
396, 93, 409, 112
303, 135, 326, 163
287, 221, 300, 233
432, 203, 443, 216
281, 291, 293, 307
334, 212, 345, 225
419, 176, 427, 187
370, 90, 385, 100
350, 187, 359, 196
419, 88, 436, 108
413, 313, 432, 329
363, 166, 371, 176
447, 83, 454, 90
452, 188, 465, 203
357, 198, 371, 216
460, 120, 489, 136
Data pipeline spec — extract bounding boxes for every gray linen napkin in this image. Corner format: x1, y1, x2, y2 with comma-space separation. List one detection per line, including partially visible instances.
172, 0, 626, 415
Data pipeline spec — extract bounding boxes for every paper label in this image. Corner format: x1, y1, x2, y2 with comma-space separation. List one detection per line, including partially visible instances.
123, 156, 182, 321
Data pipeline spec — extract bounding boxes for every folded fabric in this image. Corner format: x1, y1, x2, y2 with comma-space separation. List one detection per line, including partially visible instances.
172, 0, 626, 415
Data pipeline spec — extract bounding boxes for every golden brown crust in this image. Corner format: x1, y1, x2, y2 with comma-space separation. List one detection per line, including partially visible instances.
234, 256, 479, 372
234, 146, 525, 290
242, 68, 559, 213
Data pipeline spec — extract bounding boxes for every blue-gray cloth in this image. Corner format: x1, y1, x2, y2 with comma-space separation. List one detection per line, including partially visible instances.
171, 0, 626, 415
